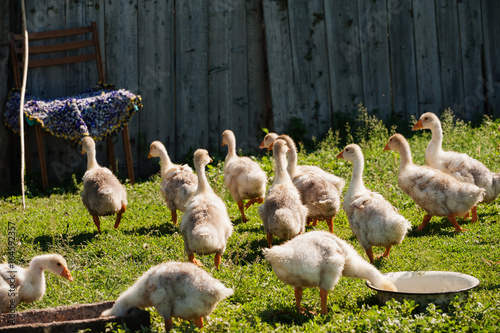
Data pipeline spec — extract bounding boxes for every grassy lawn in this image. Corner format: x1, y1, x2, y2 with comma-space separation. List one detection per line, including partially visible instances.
1, 108, 500, 332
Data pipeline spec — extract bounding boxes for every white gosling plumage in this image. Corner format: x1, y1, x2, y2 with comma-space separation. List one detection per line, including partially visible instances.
0, 254, 73, 313
336, 144, 411, 263
81, 136, 127, 233
180, 149, 233, 269
384, 134, 485, 232
259, 132, 345, 193
222, 129, 267, 222
413, 112, 500, 221
278, 134, 341, 233
258, 139, 307, 247
148, 141, 197, 226
263, 231, 397, 315
101, 261, 233, 331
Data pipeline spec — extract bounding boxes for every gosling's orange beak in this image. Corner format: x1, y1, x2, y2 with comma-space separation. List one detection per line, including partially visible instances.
269, 142, 275, 150
412, 119, 423, 131
147, 153, 152, 159
60, 267, 73, 282
210, 158, 213, 163
383, 143, 390, 151
336, 151, 344, 159
259, 140, 267, 149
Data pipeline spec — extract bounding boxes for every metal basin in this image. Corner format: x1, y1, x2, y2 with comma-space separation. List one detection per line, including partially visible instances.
366, 271, 480, 311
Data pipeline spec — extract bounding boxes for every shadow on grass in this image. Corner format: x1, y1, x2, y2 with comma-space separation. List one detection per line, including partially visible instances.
34, 232, 97, 251
122, 222, 178, 237
260, 306, 315, 327
408, 216, 472, 238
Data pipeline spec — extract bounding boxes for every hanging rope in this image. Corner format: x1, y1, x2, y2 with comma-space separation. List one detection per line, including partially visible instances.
19, 0, 29, 209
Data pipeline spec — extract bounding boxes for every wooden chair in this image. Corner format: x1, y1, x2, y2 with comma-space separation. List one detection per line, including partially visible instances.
9, 22, 135, 189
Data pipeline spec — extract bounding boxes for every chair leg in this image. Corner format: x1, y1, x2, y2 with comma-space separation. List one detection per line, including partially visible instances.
35, 125, 49, 190
122, 125, 135, 185
107, 136, 117, 174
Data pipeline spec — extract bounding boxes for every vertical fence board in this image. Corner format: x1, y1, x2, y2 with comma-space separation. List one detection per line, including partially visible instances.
209, 0, 231, 150
175, 1, 209, 159
387, 0, 418, 121
324, 0, 364, 117
357, 0, 391, 120
228, 0, 250, 151
208, 0, 249, 152
263, 0, 298, 134
412, 0, 442, 115
288, 0, 332, 139
138, 0, 175, 175
481, 0, 500, 116
435, 0, 464, 117
104, 0, 139, 176
0, 0, 15, 189
246, 0, 267, 149
457, 0, 484, 119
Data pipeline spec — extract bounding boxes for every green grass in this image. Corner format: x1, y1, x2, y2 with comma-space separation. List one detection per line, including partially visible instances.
2, 108, 500, 332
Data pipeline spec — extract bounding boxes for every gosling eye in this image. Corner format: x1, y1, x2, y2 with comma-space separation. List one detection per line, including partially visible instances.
57, 263, 61, 266
345, 148, 349, 152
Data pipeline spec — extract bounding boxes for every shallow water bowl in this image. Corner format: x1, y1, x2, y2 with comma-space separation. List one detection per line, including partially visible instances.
366, 271, 480, 311
0, 301, 150, 333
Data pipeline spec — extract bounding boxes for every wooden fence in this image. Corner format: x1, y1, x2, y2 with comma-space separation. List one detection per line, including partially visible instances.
1, 0, 499, 189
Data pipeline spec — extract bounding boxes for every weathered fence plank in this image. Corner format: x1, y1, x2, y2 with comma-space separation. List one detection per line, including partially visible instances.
262, 0, 298, 134
387, 0, 418, 121
246, 0, 268, 148
175, 1, 209, 160
208, 0, 249, 152
357, 0, 391, 120
412, 0, 443, 115
481, 0, 500, 117
288, 0, 332, 139
324, 0, 364, 116
435, 0, 464, 117
0, 0, 15, 190
457, 0, 484, 119
137, 0, 175, 175
105, 0, 139, 176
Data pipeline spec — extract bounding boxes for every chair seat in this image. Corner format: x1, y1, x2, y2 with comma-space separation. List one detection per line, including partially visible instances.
4, 83, 142, 146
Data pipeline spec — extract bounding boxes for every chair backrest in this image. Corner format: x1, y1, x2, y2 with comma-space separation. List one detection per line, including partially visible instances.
9, 22, 105, 89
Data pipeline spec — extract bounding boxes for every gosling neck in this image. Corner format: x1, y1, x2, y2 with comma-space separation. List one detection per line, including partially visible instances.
158, 147, 173, 175
426, 122, 444, 162
195, 162, 213, 195
23, 258, 47, 302
285, 140, 299, 178
85, 146, 100, 171
274, 151, 292, 185
224, 136, 237, 164
347, 153, 366, 195
397, 141, 414, 171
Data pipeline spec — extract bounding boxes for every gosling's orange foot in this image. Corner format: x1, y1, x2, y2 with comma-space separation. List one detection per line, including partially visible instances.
191, 259, 203, 267
188, 254, 203, 267
194, 317, 203, 329
245, 197, 264, 209
297, 306, 317, 315
471, 206, 479, 223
